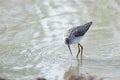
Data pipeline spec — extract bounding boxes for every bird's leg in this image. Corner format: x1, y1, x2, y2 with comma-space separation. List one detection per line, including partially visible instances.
76, 43, 83, 64
76, 43, 80, 58
79, 43, 83, 64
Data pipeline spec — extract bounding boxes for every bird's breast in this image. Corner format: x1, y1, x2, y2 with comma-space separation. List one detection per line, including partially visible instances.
70, 36, 83, 44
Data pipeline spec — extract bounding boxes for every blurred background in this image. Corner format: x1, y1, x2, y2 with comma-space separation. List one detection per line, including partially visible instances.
0, 0, 120, 80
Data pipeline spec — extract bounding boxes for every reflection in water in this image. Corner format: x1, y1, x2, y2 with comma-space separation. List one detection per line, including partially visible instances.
64, 60, 103, 80
64, 60, 80, 80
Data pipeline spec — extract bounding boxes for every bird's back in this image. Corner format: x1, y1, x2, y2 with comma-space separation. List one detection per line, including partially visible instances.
64, 21, 92, 38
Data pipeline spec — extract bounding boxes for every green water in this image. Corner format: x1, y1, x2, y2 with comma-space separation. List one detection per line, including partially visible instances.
0, 0, 120, 80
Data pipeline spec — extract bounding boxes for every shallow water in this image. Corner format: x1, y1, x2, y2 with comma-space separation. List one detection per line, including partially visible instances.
0, 0, 120, 80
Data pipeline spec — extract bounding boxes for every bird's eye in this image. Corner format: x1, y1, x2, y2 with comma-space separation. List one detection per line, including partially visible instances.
65, 38, 69, 44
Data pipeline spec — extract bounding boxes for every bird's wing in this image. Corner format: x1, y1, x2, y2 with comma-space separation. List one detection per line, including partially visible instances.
73, 26, 85, 37
73, 22, 92, 37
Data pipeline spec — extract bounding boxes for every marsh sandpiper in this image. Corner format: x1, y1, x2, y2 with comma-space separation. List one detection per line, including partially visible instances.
64, 21, 92, 63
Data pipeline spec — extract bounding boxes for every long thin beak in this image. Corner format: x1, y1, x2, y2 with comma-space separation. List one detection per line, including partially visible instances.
67, 44, 73, 56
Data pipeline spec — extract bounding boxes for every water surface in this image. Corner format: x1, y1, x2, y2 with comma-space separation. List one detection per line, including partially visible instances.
0, 0, 120, 80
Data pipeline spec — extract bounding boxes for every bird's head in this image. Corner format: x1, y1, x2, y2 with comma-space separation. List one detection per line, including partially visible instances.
65, 38, 69, 45
64, 38, 73, 56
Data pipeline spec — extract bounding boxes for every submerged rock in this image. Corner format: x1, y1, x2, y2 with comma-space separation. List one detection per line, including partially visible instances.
33, 77, 46, 80
0, 78, 6, 80
65, 73, 103, 80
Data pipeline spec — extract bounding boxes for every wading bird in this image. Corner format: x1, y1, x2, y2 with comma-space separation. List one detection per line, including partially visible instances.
64, 21, 92, 63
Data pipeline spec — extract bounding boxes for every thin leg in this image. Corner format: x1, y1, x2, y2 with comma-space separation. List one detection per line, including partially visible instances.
79, 43, 83, 64
76, 43, 83, 64
76, 44, 80, 58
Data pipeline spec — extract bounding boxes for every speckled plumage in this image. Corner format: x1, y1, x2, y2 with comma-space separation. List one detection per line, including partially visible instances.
64, 21, 92, 44
64, 21, 92, 63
